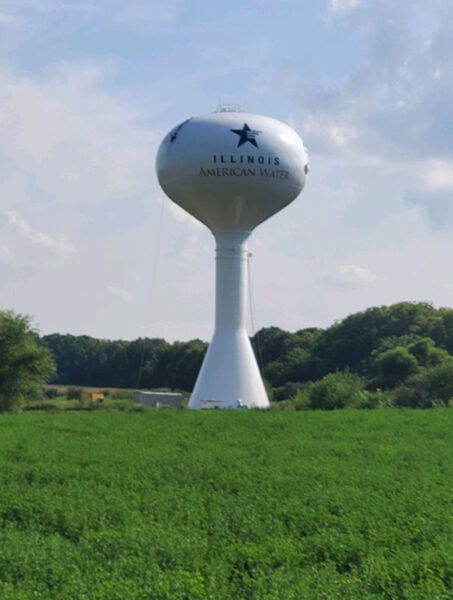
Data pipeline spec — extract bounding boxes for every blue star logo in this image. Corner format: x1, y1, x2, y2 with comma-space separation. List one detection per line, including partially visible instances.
230, 123, 261, 148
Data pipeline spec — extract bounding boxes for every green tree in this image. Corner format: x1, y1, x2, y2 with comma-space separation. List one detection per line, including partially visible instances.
307, 371, 367, 410
393, 371, 433, 408
251, 326, 293, 365
407, 337, 451, 367
394, 360, 453, 408
136, 338, 170, 388
373, 346, 419, 389
157, 340, 207, 391
0, 311, 55, 412
426, 360, 453, 404
261, 328, 320, 387
309, 302, 443, 378
42, 333, 107, 385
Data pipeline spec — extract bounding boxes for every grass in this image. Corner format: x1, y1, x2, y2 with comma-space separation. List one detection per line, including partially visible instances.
0, 409, 452, 599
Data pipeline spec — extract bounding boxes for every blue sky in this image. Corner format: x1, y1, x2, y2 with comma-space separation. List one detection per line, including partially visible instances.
1, 0, 453, 342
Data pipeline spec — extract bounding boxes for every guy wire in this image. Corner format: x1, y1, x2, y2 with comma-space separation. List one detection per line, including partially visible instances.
247, 249, 265, 375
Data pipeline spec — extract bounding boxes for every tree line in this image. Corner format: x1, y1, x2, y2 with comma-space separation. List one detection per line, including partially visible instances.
42, 301, 453, 408
40, 335, 207, 392
3, 301, 453, 411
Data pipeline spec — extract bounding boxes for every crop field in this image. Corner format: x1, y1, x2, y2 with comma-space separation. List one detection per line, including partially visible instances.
0, 409, 452, 599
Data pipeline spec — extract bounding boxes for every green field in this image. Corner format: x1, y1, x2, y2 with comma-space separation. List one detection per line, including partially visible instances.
0, 410, 452, 599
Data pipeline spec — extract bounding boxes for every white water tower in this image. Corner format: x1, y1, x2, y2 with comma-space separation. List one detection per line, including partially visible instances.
156, 108, 308, 409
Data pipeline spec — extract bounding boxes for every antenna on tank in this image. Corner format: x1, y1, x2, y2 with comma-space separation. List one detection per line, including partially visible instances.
215, 103, 244, 113
156, 110, 309, 409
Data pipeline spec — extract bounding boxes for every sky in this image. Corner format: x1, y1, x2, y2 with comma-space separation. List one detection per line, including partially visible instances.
1, 0, 452, 342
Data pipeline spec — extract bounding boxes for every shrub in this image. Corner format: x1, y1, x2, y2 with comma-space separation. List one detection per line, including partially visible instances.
66, 387, 83, 400
272, 382, 304, 402
307, 371, 367, 410
394, 372, 434, 408
374, 346, 419, 389
394, 361, 453, 408
109, 389, 134, 401
23, 401, 60, 411
426, 360, 453, 403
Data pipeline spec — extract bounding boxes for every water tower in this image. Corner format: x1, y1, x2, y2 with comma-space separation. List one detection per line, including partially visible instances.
156, 108, 308, 409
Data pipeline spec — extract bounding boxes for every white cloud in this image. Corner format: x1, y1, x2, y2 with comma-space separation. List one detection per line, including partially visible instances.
336, 264, 379, 285
421, 160, 453, 191
6, 211, 30, 236
0, 61, 163, 275
297, 0, 453, 173
317, 263, 380, 293
4, 210, 75, 257
0, 63, 156, 207
106, 285, 133, 303
329, 125, 357, 149
328, 0, 361, 14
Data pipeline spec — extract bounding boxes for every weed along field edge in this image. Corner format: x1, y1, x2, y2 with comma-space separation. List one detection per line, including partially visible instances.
0, 409, 452, 599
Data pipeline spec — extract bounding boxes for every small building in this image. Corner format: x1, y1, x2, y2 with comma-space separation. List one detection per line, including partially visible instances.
134, 391, 183, 408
